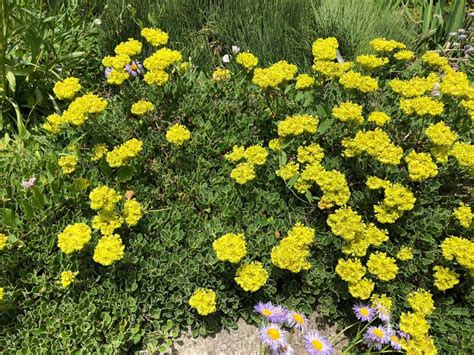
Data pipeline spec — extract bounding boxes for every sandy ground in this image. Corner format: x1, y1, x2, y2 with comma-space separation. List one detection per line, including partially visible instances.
168, 312, 347, 355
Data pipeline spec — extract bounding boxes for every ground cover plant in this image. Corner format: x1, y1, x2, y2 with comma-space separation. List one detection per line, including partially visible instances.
0, 13, 473, 355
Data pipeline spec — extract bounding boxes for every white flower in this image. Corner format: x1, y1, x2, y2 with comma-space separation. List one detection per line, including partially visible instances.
93, 18, 102, 26
222, 54, 231, 64
232, 46, 240, 55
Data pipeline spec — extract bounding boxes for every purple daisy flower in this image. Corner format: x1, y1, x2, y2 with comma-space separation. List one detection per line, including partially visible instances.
268, 305, 288, 323
304, 330, 333, 355
286, 310, 308, 330
271, 344, 294, 355
397, 330, 410, 340
255, 301, 276, 320
125, 60, 143, 76
104, 67, 112, 78
374, 303, 391, 323
21, 177, 36, 189
388, 332, 403, 351
259, 323, 288, 351
364, 325, 390, 351
352, 304, 375, 322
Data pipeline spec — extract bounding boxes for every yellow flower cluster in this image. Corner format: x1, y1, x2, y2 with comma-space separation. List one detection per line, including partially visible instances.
271, 223, 315, 273
53, 77, 81, 100
348, 278, 374, 300
123, 200, 143, 226
58, 155, 78, 174
396, 246, 414, 261
91, 144, 108, 161
394, 49, 415, 61
43, 93, 107, 133
312, 61, 353, 79
236, 52, 258, 70
107, 69, 129, 85
295, 74, 315, 90
92, 211, 123, 236
59, 271, 78, 288
106, 138, 143, 168
422, 51, 449, 68
366, 251, 398, 281
297, 144, 324, 164
305, 168, 351, 209
400, 97, 444, 116
343, 129, 403, 165
93, 234, 125, 266
89, 186, 121, 212
144, 47, 182, 71
327, 207, 365, 241
212, 68, 231, 82
453, 203, 472, 228
131, 100, 154, 115
441, 236, 474, 275
141, 28, 169, 47
389, 73, 438, 98
407, 289, 435, 316
451, 142, 474, 173
424, 121, 457, 162
312, 37, 338, 61
0, 233, 7, 250
367, 111, 390, 126
226, 145, 267, 184
433, 265, 459, 291
368, 180, 416, 224
213, 233, 247, 263
369, 38, 406, 52
356, 55, 389, 69
189, 288, 217, 316
144, 70, 169, 86
114, 38, 142, 56
102, 53, 131, 69
399, 311, 431, 340
57, 223, 92, 254
339, 71, 378, 93
332, 101, 363, 124
276, 161, 299, 181
166, 123, 191, 146
252, 60, 297, 89
439, 70, 473, 98
234, 261, 269, 292
335, 258, 366, 283
371, 293, 393, 313
277, 114, 318, 136
268, 138, 281, 152
0, 287, 3, 300
405, 151, 438, 181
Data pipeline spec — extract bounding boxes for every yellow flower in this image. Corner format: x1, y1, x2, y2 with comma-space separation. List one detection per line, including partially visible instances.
277, 114, 318, 137
312, 61, 353, 79
0, 233, 8, 250
433, 265, 459, 291
189, 288, 217, 316
144, 70, 169, 86
59, 271, 78, 288
268, 138, 281, 152
348, 278, 374, 300
425, 121, 457, 146
389, 73, 438, 98
371, 294, 392, 312
399, 312, 430, 338
441, 236, 474, 273
42, 113, 64, 134
356, 55, 389, 69
107, 69, 129, 85
367, 111, 390, 126
58, 155, 78, 175
396, 246, 414, 261
252, 61, 297, 89
123, 200, 143, 227
89, 186, 121, 212
213, 233, 247, 263
114, 38, 142, 56
131, 100, 154, 115
53, 77, 81, 100
295, 74, 315, 90
332, 101, 364, 124
0, 287, 4, 300
400, 97, 444, 116
327, 207, 365, 241
405, 151, 438, 181
367, 252, 398, 281
92, 211, 123, 236
212, 68, 231, 82
312, 37, 339, 61
297, 144, 324, 165
394, 50, 415, 61
422, 51, 449, 68
453, 202, 472, 228
234, 261, 269, 292
236, 52, 258, 70
91, 144, 108, 161
244, 145, 268, 166
335, 258, 366, 283
166, 123, 191, 146
144, 48, 182, 71
106, 138, 143, 168
93, 234, 125, 266
451, 142, 474, 173
141, 28, 169, 47
407, 289, 435, 316
225, 146, 246, 162
276, 162, 299, 181
230, 162, 256, 184
339, 71, 378, 93
369, 38, 406, 52
57, 223, 92, 254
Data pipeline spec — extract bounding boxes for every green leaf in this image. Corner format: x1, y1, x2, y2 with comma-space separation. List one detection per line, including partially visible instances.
117, 166, 133, 182
318, 118, 334, 134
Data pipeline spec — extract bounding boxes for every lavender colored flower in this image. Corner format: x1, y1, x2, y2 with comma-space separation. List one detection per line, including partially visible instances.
286, 311, 308, 330
364, 325, 390, 351
268, 305, 288, 323
352, 304, 375, 322
259, 323, 288, 351
21, 177, 36, 189
374, 303, 391, 323
388, 332, 403, 351
104, 67, 112, 78
459, 34, 467, 40
271, 344, 294, 355
126, 61, 143, 76
255, 301, 276, 319
304, 330, 333, 355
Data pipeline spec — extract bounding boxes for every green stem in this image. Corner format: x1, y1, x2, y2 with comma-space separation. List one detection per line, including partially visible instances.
0, 0, 7, 102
